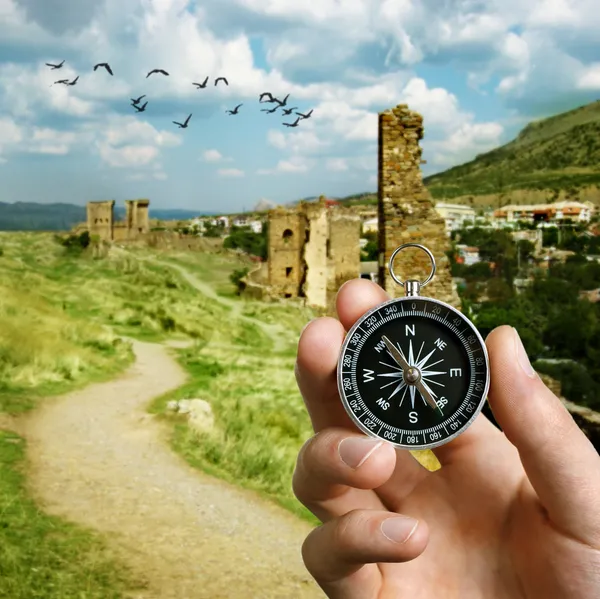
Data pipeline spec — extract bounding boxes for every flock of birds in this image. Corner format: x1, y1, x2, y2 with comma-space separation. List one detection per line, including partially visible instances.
45, 60, 314, 129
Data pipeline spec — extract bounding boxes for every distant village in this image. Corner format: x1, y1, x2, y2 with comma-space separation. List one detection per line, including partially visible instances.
180, 198, 599, 273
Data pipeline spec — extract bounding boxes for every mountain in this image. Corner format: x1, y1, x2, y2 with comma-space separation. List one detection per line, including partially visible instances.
423, 99, 600, 205
0, 202, 215, 231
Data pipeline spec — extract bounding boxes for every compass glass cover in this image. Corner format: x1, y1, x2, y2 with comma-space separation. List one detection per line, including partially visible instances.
338, 297, 489, 449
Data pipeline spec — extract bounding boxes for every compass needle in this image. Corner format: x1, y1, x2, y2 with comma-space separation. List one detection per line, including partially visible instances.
337, 243, 490, 450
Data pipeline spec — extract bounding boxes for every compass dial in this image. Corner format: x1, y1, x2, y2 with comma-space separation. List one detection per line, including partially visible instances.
337, 296, 490, 450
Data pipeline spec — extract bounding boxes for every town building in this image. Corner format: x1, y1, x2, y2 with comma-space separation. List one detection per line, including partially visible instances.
455, 245, 480, 265
434, 202, 477, 234
493, 201, 594, 226
362, 217, 378, 234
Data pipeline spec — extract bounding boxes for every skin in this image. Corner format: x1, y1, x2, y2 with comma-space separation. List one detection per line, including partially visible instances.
293, 278, 600, 599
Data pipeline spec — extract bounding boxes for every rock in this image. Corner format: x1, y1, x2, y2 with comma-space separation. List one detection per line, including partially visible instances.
185, 399, 215, 435
176, 399, 191, 414
166, 400, 179, 412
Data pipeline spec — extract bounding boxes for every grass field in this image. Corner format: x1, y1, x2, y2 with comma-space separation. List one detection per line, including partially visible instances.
0, 230, 440, 593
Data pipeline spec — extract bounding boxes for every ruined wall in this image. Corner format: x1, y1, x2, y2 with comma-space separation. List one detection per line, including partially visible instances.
83, 199, 151, 243
125, 199, 150, 238
327, 208, 361, 311
377, 104, 460, 308
302, 199, 329, 308
87, 200, 115, 242
267, 208, 306, 298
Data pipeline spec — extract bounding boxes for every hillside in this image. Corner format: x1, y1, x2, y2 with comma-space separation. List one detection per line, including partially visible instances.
423, 99, 600, 203
0, 202, 213, 231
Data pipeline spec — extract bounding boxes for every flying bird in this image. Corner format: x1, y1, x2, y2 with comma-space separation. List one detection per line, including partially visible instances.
131, 94, 146, 105
226, 104, 242, 115
173, 113, 192, 128
146, 69, 169, 78
214, 77, 228, 86
192, 77, 209, 88
261, 105, 279, 114
259, 92, 276, 103
281, 106, 297, 116
274, 93, 290, 106
133, 101, 148, 112
46, 60, 65, 69
93, 62, 113, 75
296, 109, 313, 119
66, 76, 79, 86
50, 79, 69, 86
283, 117, 301, 127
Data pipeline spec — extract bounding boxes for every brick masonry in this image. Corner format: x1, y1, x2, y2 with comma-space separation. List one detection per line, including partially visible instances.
377, 104, 461, 309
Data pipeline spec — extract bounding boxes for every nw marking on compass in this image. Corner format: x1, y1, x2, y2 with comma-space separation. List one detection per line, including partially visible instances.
372, 338, 446, 409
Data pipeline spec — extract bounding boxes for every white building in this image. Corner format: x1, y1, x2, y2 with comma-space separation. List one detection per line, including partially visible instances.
362, 217, 378, 234
434, 203, 477, 234
493, 201, 593, 226
456, 245, 480, 265
232, 216, 263, 233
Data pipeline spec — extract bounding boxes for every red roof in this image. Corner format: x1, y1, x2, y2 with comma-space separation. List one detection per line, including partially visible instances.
325, 199, 340, 207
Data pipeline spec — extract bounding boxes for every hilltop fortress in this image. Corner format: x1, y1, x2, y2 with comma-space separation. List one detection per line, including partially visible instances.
244, 103, 458, 312
84, 199, 150, 242
74, 102, 458, 313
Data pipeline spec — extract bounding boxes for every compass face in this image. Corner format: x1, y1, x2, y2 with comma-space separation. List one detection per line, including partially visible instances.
337, 296, 490, 450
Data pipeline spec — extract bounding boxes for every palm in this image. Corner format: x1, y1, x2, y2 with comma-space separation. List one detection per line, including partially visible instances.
350, 436, 597, 598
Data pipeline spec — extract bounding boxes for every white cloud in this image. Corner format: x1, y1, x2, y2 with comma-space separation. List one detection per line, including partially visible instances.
276, 156, 309, 172
326, 158, 348, 171
577, 64, 600, 90
98, 144, 159, 167
202, 149, 223, 161
2, 0, 600, 204
257, 155, 311, 174
427, 122, 504, 168
217, 167, 244, 177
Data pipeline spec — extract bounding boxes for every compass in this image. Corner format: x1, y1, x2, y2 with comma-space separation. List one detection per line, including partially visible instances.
337, 243, 490, 450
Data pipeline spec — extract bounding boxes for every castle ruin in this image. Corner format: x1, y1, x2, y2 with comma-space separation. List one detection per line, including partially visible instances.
265, 196, 361, 309
84, 199, 150, 242
377, 105, 460, 308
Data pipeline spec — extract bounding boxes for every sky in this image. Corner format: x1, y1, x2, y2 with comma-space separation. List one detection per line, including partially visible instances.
1, 0, 600, 214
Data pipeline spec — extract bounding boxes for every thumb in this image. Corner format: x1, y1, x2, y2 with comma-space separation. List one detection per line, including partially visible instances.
485, 325, 600, 546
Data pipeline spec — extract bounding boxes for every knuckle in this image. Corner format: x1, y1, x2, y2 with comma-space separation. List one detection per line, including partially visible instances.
332, 509, 365, 548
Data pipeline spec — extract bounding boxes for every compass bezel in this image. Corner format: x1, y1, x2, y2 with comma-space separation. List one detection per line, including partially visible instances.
337, 294, 491, 450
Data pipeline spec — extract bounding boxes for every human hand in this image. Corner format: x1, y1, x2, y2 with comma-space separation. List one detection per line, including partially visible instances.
293, 279, 600, 599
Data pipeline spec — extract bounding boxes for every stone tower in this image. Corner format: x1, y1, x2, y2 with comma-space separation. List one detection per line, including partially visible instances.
125, 199, 150, 237
87, 200, 115, 242
377, 104, 460, 309
266, 197, 361, 308
267, 206, 307, 298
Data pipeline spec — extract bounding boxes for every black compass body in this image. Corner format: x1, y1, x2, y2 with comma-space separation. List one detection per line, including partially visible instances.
337, 295, 490, 450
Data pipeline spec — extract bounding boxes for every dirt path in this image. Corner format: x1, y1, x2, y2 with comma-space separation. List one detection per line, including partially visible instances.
149, 258, 290, 352
21, 339, 323, 599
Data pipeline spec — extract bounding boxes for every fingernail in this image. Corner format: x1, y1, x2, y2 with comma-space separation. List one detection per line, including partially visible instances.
512, 327, 536, 378
381, 516, 419, 544
338, 437, 383, 469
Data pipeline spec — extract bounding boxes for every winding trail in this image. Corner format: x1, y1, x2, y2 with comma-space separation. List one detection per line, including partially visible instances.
149, 258, 290, 352
21, 339, 323, 598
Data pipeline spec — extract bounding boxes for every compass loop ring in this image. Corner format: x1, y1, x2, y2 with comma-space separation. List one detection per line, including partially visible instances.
388, 243, 436, 288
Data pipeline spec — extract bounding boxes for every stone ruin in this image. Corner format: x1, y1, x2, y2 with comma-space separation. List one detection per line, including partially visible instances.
377, 104, 460, 308
244, 196, 361, 311
82, 199, 150, 242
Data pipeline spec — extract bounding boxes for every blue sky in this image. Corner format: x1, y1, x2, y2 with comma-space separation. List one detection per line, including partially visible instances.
1, 0, 600, 214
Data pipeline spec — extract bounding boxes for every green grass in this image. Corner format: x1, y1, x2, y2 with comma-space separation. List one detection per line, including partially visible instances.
0, 429, 142, 598
0, 230, 441, 598
423, 99, 600, 201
